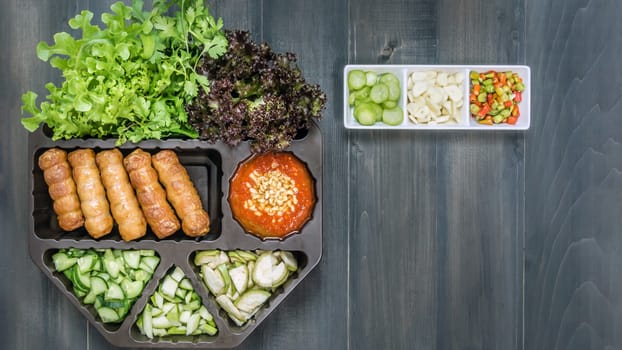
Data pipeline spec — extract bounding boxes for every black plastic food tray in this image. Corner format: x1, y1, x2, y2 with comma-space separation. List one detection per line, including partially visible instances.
27, 124, 322, 348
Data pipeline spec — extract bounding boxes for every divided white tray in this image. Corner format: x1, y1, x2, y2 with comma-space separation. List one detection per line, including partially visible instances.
343, 65, 531, 130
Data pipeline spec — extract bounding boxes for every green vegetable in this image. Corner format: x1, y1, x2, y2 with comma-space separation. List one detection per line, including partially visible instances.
370, 83, 389, 104
353, 103, 379, 125
348, 70, 366, 90
136, 266, 218, 338
365, 71, 378, 86
186, 30, 326, 153
52, 248, 159, 323
347, 70, 402, 126
382, 107, 404, 126
196, 250, 298, 326
469, 70, 525, 125
21, 0, 228, 145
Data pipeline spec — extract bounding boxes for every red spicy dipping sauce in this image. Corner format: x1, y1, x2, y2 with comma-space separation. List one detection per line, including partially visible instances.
228, 152, 316, 239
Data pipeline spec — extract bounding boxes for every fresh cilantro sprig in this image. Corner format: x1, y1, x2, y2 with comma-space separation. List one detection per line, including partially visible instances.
21, 0, 227, 145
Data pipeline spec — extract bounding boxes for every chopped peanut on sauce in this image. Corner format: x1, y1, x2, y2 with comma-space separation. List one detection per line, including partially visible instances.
229, 152, 315, 239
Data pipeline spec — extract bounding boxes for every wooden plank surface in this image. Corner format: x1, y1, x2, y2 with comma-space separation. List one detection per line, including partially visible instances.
524, 0, 622, 349
1, 0, 620, 349
228, 0, 349, 348
346, 0, 524, 349
0, 1, 98, 349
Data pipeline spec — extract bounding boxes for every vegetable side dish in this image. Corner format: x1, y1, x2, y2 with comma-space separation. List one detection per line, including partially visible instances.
52, 248, 160, 324
347, 69, 403, 126
228, 152, 315, 239
469, 70, 525, 125
136, 266, 218, 338
407, 70, 464, 124
195, 250, 298, 326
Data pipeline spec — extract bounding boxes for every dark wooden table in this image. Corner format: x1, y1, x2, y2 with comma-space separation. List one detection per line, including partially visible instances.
1, 0, 621, 349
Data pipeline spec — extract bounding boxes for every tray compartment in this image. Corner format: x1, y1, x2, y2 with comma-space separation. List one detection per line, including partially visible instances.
404, 66, 469, 128
32, 146, 223, 242
343, 64, 531, 130
28, 123, 322, 348
128, 265, 221, 344
189, 250, 308, 331
43, 248, 162, 332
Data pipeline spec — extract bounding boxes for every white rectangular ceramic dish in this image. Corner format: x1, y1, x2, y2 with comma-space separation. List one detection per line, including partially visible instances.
343, 64, 531, 130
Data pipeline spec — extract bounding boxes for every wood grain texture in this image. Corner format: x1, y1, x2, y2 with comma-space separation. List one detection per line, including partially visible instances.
6, 0, 622, 349
0, 0, 94, 349
524, 0, 622, 349
347, 1, 440, 349
435, 1, 524, 349
234, 0, 349, 349
347, 0, 524, 349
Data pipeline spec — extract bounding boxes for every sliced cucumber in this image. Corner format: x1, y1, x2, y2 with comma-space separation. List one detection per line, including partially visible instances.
253, 253, 287, 288
83, 291, 97, 304
365, 71, 378, 86
53, 248, 158, 324
170, 266, 185, 282
217, 264, 232, 292
152, 315, 179, 329
199, 322, 218, 336
198, 306, 213, 322
140, 256, 160, 274
133, 269, 150, 282
139, 250, 156, 257
97, 307, 120, 323
383, 100, 398, 109
385, 80, 401, 101
103, 256, 121, 279
77, 254, 97, 273
74, 267, 91, 290
53, 252, 76, 272
137, 266, 218, 339
89, 276, 107, 296
121, 279, 144, 299
236, 250, 258, 262
354, 103, 378, 125
370, 83, 389, 104
201, 265, 225, 295
185, 314, 200, 335
348, 71, 402, 126
105, 282, 124, 301
228, 265, 248, 294
280, 251, 298, 272
382, 106, 404, 126
122, 250, 141, 269
271, 263, 288, 288
379, 72, 400, 86
235, 289, 271, 314
195, 250, 299, 326
348, 70, 366, 90
194, 250, 229, 268
160, 275, 179, 299
179, 278, 193, 291
215, 295, 248, 324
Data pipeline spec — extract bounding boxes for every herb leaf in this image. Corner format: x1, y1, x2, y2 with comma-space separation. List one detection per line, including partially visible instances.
21, 0, 228, 145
